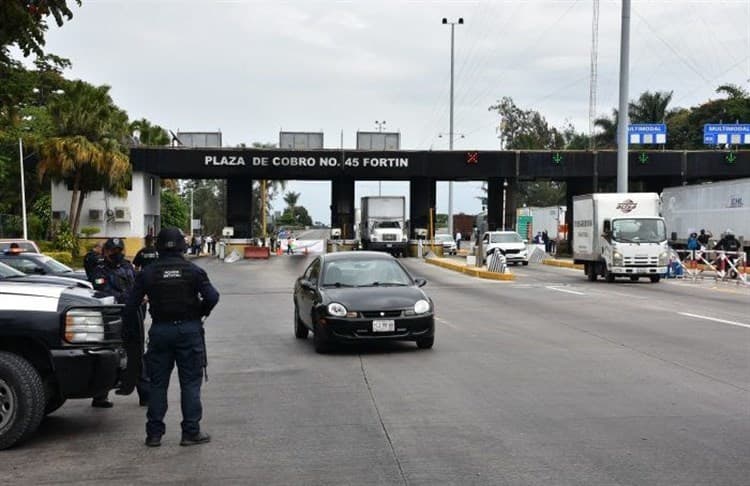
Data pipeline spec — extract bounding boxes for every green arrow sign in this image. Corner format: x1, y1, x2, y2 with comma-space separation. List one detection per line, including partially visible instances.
638, 153, 649, 164
726, 152, 737, 164
552, 153, 563, 165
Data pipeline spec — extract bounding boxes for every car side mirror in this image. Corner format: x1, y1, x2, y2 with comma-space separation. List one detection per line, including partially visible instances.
414, 277, 427, 287
300, 279, 315, 291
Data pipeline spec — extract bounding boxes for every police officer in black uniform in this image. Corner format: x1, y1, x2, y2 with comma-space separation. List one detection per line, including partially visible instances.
83, 241, 103, 282
126, 227, 219, 447
91, 237, 138, 408
133, 235, 159, 271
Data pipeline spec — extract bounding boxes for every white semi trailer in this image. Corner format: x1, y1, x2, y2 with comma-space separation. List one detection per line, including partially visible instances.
661, 178, 749, 251
573, 193, 669, 283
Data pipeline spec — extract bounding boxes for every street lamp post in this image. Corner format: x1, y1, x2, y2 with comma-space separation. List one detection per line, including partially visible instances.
502, 179, 508, 230
442, 17, 463, 238
19, 138, 28, 240
375, 121, 386, 196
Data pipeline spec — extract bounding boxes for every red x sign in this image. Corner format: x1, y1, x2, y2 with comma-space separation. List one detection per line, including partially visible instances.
466, 152, 478, 164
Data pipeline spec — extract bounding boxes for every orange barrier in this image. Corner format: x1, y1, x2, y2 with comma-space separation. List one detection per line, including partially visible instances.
244, 246, 270, 259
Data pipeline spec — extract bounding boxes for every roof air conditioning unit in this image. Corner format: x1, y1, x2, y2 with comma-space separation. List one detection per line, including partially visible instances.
89, 209, 103, 221
114, 207, 131, 222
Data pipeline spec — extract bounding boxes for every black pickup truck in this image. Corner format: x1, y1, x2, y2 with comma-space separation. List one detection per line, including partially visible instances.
0, 281, 125, 449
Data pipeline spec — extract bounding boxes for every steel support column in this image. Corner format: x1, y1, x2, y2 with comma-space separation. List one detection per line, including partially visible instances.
330, 178, 355, 239
226, 177, 254, 238
409, 178, 436, 239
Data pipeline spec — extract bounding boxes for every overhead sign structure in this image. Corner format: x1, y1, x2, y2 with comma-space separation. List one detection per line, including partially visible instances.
628, 124, 667, 144
703, 124, 750, 145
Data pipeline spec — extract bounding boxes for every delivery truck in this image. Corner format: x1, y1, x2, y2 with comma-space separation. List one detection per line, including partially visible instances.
573, 193, 668, 282
360, 196, 408, 256
661, 178, 749, 251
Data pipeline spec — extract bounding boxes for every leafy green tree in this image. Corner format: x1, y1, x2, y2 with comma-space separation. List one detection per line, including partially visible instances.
593, 109, 618, 149
283, 191, 301, 212
37, 80, 131, 235
0, 0, 80, 64
488, 97, 565, 149
130, 118, 169, 146
161, 188, 189, 231
278, 205, 312, 227
186, 180, 225, 236
629, 90, 674, 123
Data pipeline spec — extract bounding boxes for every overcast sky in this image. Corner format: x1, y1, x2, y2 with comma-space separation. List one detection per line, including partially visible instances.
40, 0, 750, 224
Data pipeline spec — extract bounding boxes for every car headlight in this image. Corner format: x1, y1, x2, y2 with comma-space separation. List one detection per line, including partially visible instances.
64, 309, 105, 343
658, 251, 668, 266
413, 299, 431, 314
327, 302, 348, 317
612, 251, 623, 265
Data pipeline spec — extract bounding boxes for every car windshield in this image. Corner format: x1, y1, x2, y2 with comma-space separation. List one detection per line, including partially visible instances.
0, 241, 37, 252
0, 261, 25, 278
322, 259, 412, 287
612, 218, 667, 243
39, 255, 74, 273
374, 221, 401, 229
489, 233, 523, 243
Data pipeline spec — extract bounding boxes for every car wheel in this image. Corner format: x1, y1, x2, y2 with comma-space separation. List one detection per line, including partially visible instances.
649, 275, 661, 283
416, 336, 434, 349
0, 351, 46, 450
313, 324, 333, 354
294, 305, 309, 339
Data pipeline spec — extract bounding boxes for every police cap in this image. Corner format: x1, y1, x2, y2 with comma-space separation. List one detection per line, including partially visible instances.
157, 227, 187, 252
103, 237, 125, 250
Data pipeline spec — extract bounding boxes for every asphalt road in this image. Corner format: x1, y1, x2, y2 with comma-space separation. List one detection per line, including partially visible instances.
6, 256, 749, 485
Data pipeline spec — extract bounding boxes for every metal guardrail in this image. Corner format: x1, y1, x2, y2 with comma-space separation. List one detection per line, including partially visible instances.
487, 248, 507, 273
670, 249, 748, 286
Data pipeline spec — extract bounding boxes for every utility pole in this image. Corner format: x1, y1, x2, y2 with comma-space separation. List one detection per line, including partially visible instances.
19, 138, 28, 240
616, 0, 631, 193
375, 121, 386, 196
443, 17, 463, 237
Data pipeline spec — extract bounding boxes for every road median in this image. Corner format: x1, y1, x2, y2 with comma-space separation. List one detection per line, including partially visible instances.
425, 257, 515, 281
542, 258, 583, 270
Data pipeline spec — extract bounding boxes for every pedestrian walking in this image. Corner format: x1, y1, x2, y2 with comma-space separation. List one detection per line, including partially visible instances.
205, 235, 215, 255
92, 237, 139, 408
455, 231, 462, 250
126, 227, 219, 448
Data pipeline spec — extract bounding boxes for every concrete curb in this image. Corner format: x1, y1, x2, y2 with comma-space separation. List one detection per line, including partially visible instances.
542, 258, 583, 270
425, 257, 515, 281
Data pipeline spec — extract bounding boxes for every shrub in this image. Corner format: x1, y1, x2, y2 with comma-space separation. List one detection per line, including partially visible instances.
80, 226, 100, 238
44, 251, 73, 265
52, 221, 79, 256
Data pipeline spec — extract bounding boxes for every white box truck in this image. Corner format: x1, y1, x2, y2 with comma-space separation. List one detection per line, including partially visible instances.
360, 196, 408, 256
573, 193, 668, 283
661, 178, 749, 251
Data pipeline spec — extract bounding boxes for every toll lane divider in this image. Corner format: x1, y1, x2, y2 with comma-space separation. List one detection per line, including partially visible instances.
542, 258, 583, 270
425, 257, 515, 281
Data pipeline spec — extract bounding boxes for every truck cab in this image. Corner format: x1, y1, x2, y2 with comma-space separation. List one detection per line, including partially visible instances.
574, 193, 669, 283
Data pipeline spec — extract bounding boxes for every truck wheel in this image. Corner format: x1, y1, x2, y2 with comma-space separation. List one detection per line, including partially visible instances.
44, 393, 66, 416
605, 270, 616, 283
585, 264, 597, 281
0, 352, 46, 450
649, 275, 661, 283
294, 305, 309, 339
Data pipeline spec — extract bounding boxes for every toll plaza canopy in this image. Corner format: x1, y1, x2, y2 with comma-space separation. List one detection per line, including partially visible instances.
130, 147, 750, 238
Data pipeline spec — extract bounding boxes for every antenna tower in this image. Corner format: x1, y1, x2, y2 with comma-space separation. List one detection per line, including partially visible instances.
588, 0, 600, 149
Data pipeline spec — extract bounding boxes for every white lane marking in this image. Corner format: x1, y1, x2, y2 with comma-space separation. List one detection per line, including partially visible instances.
545, 286, 585, 296
435, 317, 458, 329
678, 312, 750, 329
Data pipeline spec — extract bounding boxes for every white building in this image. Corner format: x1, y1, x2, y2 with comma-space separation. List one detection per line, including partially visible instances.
51, 171, 161, 238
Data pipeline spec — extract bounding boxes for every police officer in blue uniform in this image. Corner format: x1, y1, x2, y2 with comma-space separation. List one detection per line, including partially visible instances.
91, 237, 138, 408
133, 235, 159, 271
126, 227, 219, 447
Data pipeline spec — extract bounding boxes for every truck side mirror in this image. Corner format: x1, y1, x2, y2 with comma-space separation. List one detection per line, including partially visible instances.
603, 219, 611, 233
670, 232, 677, 242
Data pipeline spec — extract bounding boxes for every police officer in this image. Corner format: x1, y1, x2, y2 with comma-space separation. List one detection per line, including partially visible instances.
133, 235, 159, 271
126, 227, 219, 448
83, 241, 103, 282
714, 229, 741, 252
91, 237, 138, 408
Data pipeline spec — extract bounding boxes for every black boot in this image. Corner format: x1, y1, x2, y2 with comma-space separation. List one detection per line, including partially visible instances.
180, 431, 211, 446
91, 398, 113, 408
145, 435, 162, 447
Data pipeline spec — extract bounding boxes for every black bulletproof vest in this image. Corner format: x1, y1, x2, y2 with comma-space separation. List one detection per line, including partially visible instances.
145, 258, 202, 322
139, 246, 159, 268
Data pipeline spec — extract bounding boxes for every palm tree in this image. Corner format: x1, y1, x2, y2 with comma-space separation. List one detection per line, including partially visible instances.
283, 191, 300, 213
130, 118, 169, 146
715, 84, 748, 100
593, 109, 618, 149
37, 80, 130, 235
628, 90, 674, 123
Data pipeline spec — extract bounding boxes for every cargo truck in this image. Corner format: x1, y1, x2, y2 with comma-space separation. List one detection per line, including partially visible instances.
661, 178, 749, 251
573, 193, 668, 283
360, 196, 408, 256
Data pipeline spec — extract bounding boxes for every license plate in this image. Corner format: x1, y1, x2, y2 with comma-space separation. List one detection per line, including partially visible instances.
372, 319, 395, 332
386, 243, 393, 248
